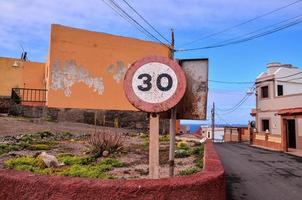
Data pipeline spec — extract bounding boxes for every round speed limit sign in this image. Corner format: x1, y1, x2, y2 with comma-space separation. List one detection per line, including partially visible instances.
124, 56, 186, 113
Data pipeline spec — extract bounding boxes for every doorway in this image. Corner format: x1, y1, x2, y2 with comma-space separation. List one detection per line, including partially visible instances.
287, 119, 296, 148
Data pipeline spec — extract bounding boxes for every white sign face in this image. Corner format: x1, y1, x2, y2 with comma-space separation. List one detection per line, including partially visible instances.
132, 62, 178, 104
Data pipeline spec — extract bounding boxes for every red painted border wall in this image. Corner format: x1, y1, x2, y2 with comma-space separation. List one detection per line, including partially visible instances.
0, 140, 225, 200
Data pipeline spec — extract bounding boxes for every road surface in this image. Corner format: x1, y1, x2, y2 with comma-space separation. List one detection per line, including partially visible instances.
215, 143, 302, 200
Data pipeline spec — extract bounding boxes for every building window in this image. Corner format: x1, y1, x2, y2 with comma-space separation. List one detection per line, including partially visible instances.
262, 119, 270, 132
261, 86, 269, 98
277, 85, 283, 96
208, 132, 210, 138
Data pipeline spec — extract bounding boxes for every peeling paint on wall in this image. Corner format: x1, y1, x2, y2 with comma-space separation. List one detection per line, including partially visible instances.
106, 61, 126, 83
51, 59, 104, 97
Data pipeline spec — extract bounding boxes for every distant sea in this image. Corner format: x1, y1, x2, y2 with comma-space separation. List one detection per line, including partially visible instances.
186, 124, 201, 133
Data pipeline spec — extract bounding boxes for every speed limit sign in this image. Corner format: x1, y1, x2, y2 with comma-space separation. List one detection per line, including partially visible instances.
124, 56, 186, 113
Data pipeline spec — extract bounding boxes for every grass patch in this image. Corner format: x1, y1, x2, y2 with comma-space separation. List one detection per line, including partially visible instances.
0, 144, 21, 156
57, 154, 96, 165
178, 167, 199, 176
176, 143, 205, 176
27, 144, 52, 150
193, 144, 204, 168
175, 149, 191, 158
4, 156, 46, 172
4, 155, 123, 179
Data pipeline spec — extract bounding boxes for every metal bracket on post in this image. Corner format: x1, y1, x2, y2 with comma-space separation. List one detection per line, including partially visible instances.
149, 113, 160, 179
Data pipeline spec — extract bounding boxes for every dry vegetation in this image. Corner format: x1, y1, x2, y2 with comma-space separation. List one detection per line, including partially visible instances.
0, 117, 204, 179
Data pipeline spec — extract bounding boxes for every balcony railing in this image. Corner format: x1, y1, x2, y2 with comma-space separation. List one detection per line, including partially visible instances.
11, 88, 47, 104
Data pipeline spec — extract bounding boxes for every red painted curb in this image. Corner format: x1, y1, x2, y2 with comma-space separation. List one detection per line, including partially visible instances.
0, 140, 225, 200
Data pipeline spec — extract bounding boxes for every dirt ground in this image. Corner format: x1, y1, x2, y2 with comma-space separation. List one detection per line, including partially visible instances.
0, 116, 202, 179
0, 116, 137, 136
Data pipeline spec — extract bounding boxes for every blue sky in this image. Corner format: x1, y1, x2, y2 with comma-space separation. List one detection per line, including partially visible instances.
1, 0, 302, 125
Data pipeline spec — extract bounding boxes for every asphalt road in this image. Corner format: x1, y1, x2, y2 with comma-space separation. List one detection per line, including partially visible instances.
215, 143, 302, 200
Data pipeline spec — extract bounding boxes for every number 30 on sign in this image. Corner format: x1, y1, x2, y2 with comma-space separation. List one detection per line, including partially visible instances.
123, 56, 186, 113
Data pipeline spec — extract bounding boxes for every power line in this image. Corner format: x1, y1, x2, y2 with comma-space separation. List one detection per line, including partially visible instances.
216, 93, 250, 112
102, 0, 154, 40
103, 0, 170, 48
276, 71, 302, 79
176, 15, 302, 52
216, 112, 231, 126
180, 0, 302, 47
206, 14, 302, 50
209, 80, 254, 84
107, 0, 164, 44
121, 0, 170, 44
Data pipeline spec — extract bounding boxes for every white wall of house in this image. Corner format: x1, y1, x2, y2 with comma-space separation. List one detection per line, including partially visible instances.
255, 62, 302, 135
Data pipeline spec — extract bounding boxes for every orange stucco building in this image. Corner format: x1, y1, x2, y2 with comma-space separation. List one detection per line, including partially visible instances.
46, 24, 170, 111
0, 57, 45, 97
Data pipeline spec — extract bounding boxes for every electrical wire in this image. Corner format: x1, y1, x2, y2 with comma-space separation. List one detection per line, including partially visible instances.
121, 0, 171, 44
103, 0, 170, 48
215, 112, 231, 126
180, 0, 302, 47
276, 71, 302, 79
216, 94, 250, 112
220, 95, 252, 115
176, 16, 302, 52
209, 80, 254, 84
102, 0, 154, 41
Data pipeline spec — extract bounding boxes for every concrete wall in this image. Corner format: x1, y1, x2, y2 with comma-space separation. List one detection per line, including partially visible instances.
0, 140, 225, 200
46, 24, 170, 110
0, 57, 45, 97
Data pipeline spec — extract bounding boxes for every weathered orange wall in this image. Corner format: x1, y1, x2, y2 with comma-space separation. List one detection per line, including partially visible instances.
23, 61, 45, 89
0, 57, 45, 97
0, 57, 23, 96
46, 24, 170, 110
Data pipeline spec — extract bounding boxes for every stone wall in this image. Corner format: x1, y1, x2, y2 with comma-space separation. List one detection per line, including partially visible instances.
9, 104, 169, 133
0, 97, 11, 113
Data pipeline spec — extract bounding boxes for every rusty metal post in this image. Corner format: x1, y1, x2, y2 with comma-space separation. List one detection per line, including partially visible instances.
169, 28, 176, 177
149, 113, 160, 179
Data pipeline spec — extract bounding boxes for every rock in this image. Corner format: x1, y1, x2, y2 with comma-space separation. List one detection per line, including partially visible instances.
39, 152, 63, 168
102, 150, 109, 157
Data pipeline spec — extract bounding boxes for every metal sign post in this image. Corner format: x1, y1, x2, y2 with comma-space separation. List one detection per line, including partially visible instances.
149, 113, 160, 178
123, 56, 186, 179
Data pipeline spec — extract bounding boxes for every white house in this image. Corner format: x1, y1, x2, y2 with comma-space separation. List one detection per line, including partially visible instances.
252, 62, 302, 151
201, 125, 224, 142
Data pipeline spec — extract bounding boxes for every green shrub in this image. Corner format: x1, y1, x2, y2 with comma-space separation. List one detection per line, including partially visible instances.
0, 144, 22, 156
4, 156, 46, 171
59, 164, 114, 179
99, 158, 124, 167
87, 130, 124, 158
193, 144, 204, 169
175, 149, 191, 158
57, 154, 96, 165
178, 167, 199, 176
27, 144, 52, 150
195, 158, 203, 168
176, 141, 190, 151
159, 134, 169, 142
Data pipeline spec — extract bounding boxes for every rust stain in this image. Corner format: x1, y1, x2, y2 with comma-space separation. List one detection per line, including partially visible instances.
178, 59, 208, 120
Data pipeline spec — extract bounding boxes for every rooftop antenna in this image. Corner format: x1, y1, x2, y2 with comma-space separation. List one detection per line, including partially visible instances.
18, 42, 28, 61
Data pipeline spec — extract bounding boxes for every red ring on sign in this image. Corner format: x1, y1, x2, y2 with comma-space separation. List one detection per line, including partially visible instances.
123, 56, 186, 113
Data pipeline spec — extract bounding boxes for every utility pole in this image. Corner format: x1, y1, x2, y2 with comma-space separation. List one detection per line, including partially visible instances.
211, 102, 215, 142
169, 28, 176, 177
